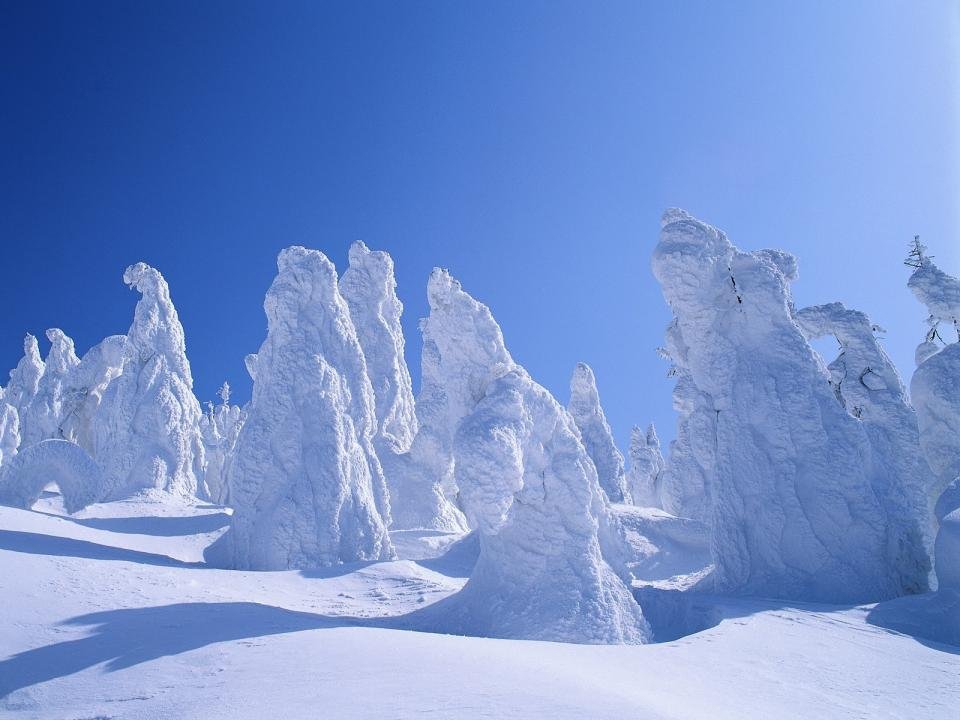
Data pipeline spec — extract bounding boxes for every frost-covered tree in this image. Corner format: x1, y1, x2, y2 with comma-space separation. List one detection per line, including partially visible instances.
657, 354, 715, 520
92, 263, 206, 500
207, 246, 393, 569
340, 241, 437, 530
0, 390, 19, 468
414, 271, 649, 643
340, 241, 418, 453
626, 423, 664, 508
58, 335, 126, 454
199, 381, 246, 505
796, 302, 934, 564
653, 208, 930, 602
567, 362, 630, 503
4, 334, 44, 446
908, 251, 960, 506
20, 329, 80, 447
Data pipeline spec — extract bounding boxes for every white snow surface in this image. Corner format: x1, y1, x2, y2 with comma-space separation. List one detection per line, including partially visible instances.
207, 246, 393, 570
198, 397, 245, 506
653, 209, 930, 602
626, 423, 665, 509
568, 362, 630, 503
92, 263, 206, 501
1, 495, 958, 719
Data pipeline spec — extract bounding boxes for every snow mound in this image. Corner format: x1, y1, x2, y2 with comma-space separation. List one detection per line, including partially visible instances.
207, 246, 393, 570
58, 334, 126, 454
410, 273, 649, 644
626, 423, 665, 508
92, 263, 206, 500
568, 362, 630, 503
653, 208, 930, 602
0, 439, 104, 514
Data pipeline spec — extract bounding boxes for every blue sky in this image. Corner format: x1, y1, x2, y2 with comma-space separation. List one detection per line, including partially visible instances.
2, 1, 957, 450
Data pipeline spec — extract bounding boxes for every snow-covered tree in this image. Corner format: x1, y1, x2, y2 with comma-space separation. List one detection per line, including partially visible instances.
207, 246, 393, 569
567, 362, 630, 503
652, 208, 930, 602
340, 241, 436, 530
0, 390, 19, 468
4, 334, 44, 446
20, 329, 80, 447
199, 381, 246, 505
414, 271, 649, 643
626, 423, 664, 508
92, 262, 206, 500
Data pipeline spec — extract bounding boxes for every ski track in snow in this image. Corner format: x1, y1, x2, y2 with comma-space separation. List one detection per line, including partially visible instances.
1, 497, 958, 720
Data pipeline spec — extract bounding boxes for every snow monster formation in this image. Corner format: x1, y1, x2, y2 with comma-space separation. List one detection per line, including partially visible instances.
626, 423, 665, 508
795, 302, 934, 550
92, 263, 206, 500
414, 270, 649, 644
58, 335, 126, 455
19, 328, 80, 447
656, 363, 715, 520
337, 241, 460, 531
653, 209, 929, 602
4, 334, 44, 447
340, 241, 418, 455
199, 382, 246, 505
908, 252, 960, 502
207, 246, 393, 570
0, 391, 19, 468
567, 362, 630, 503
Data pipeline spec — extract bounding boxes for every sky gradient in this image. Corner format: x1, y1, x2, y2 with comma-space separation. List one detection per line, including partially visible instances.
2, 1, 958, 450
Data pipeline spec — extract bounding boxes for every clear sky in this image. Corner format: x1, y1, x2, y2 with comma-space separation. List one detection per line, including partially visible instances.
2, 1, 958, 451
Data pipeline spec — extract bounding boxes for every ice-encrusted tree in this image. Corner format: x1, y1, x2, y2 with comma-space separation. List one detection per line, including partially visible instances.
0, 390, 19, 468
796, 302, 935, 562
92, 263, 206, 500
653, 208, 930, 602
58, 335, 127, 455
20, 329, 80, 447
340, 241, 418, 453
908, 252, 960, 505
413, 271, 649, 643
657, 346, 715, 520
207, 246, 393, 569
4, 334, 44, 447
339, 241, 443, 530
567, 362, 630, 503
199, 381, 246, 505
626, 423, 665, 508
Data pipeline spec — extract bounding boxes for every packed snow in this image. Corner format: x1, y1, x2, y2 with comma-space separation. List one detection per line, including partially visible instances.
1, 208, 959, 717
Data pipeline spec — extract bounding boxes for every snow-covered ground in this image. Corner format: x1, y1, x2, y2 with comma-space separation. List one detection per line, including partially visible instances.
2, 492, 957, 719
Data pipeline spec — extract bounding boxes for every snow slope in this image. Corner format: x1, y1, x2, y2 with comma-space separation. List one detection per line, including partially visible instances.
1, 496, 958, 719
